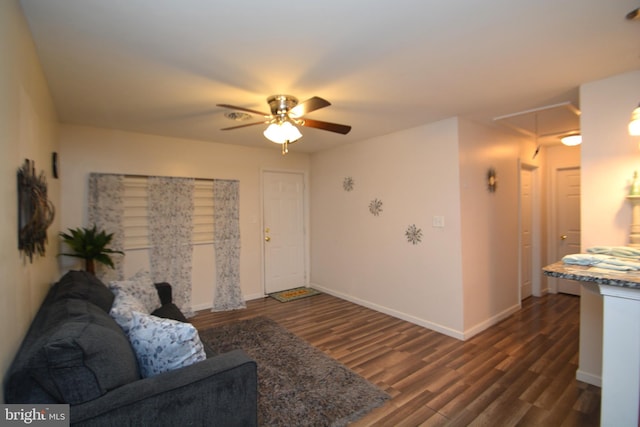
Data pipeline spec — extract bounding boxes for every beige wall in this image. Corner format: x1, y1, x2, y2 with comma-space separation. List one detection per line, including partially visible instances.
310, 115, 548, 339
0, 0, 60, 402
581, 70, 640, 248
310, 118, 466, 337
59, 124, 311, 308
577, 69, 640, 385
458, 118, 542, 334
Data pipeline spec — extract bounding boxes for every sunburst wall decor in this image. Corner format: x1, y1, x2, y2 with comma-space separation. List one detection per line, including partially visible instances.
405, 224, 423, 245
369, 198, 383, 216
343, 176, 354, 192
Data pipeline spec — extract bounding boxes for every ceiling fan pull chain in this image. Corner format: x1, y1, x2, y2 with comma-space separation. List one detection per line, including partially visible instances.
282, 141, 289, 155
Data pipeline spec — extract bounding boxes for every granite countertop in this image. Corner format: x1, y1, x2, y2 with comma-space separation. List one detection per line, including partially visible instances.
543, 261, 640, 289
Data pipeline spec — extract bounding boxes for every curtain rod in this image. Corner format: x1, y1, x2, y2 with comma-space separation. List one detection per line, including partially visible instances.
89, 172, 238, 183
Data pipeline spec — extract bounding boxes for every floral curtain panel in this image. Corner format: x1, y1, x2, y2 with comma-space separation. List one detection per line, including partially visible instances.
148, 176, 195, 317
88, 173, 125, 283
212, 179, 245, 311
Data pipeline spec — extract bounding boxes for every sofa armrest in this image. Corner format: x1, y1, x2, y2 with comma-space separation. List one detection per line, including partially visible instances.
70, 349, 257, 427
154, 282, 173, 306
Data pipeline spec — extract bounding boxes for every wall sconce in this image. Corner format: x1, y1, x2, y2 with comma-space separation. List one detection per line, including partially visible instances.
629, 103, 640, 136
487, 168, 497, 193
561, 134, 582, 146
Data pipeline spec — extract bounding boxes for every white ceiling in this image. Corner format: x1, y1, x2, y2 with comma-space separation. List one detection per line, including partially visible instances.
18, 0, 640, 153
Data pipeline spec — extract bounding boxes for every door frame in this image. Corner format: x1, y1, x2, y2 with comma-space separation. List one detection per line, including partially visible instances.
260, 168, 310, 296
546, 150, 581, 294
519, 161, 542, 298
550, 165, 582, 295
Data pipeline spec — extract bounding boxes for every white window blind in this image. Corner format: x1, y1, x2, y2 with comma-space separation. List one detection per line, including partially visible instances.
122, 176, 214, 250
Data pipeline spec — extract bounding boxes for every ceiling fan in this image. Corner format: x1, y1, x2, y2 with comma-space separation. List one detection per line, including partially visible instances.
217, 95, 351, 154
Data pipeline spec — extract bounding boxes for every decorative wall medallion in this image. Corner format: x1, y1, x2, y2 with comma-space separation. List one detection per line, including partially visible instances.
18, 159, 55, 262
405, 224, 423, 245
343, 176, 354, 192
369, 198, 383, 216
487, 168, 497, 193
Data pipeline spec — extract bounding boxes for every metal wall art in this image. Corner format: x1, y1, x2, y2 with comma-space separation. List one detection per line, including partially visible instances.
343, 176, 354, 192
405, 224, 423, 245
18, 159, 55, 262
369, 198, 383, 216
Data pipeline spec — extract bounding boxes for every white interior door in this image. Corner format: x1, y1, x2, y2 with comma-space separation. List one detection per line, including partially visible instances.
520, 167, 533, 300
556, 167, 581, 295
263, 171, 306, 294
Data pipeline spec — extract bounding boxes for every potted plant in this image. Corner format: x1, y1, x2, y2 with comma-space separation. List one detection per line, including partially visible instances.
59, 225, 124, 274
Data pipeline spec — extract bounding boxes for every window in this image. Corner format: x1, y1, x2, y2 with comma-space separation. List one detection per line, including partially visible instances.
122, 176, 214, 250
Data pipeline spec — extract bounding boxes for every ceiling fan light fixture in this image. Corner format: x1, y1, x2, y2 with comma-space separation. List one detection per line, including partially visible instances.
629, 103, 640, 136
263, 121, 303, 144
561, 134, 582, 146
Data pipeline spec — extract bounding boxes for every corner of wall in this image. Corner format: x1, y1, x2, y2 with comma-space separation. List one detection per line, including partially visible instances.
0, 0, 60, 402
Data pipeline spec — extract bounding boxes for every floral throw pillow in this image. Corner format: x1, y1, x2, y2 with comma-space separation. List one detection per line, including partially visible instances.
128, 311, 206, 378
109, 292, 147, 334
109, 270, 161, 313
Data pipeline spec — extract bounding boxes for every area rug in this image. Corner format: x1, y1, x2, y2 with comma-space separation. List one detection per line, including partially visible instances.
268, 286, 321, 303
199, 316, 389, 426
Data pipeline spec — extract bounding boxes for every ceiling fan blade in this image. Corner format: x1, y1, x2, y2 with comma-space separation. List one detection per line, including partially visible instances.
221, 121, 267, 131
300, 118, 351, 134
217, 104, 270, 117
289, 97, 331, 118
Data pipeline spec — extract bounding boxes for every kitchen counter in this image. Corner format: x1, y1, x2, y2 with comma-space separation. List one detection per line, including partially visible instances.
543, 260, 640, 427
543, 260, 640, 288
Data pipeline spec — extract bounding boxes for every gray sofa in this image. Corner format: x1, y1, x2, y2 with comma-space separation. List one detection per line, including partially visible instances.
3, 270, 257, 427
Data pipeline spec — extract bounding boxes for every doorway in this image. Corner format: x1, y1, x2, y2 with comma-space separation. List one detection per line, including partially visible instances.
554, 167, 581, 295
520, 164, 541, 299
262, 171, 307, 294
520, 166, 534, 300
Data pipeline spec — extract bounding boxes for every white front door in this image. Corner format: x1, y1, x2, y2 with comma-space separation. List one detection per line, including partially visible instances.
520, 167, 533, 300
556, 167, 581, 295
263, 171, 306, 294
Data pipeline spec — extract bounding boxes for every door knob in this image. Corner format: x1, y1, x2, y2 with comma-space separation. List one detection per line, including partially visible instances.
560, 235, 568, 240
265, 236, 271, 242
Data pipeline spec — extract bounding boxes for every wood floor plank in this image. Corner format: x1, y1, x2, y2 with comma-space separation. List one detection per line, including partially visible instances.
191, 292, 600, 425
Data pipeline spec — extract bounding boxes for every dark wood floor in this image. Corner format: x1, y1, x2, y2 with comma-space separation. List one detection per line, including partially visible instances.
191, 292, 600, 426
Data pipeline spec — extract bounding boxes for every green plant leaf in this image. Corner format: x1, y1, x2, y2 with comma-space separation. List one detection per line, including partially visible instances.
59, 225, 124, 270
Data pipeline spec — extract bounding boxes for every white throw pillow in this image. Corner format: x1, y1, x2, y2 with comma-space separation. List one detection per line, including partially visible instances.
109, 270, 161, 313
127, 311, 207, 378
109, 292, 147, 334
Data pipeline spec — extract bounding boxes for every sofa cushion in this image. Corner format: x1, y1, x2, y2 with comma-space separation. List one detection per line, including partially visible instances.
49, 270, 115, 312
109, 270, 162, 313
110, 292, 148, 334
14, 299, 140, 405
128, 311, 206, 378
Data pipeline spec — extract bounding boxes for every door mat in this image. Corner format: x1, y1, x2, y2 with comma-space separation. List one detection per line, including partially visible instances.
269, 287, 321, 302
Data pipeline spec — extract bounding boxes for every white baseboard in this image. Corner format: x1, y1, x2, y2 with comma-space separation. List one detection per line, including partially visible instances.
576, 369, 602, 387
311, 283, 465, 340
311, 284, 524, 341
191, 303, 211, 312
462, 303, 521, 340
195, 285, 521, 342
191, 292, 265, 313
